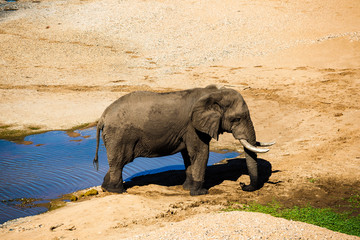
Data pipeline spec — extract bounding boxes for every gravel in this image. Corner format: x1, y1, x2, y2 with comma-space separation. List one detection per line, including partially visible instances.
127, 211, 359, 240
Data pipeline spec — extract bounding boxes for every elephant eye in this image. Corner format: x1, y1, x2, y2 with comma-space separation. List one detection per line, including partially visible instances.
231, 118, 241, 123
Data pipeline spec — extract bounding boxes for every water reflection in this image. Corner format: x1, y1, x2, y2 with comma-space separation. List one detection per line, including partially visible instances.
0, 127, 238, 224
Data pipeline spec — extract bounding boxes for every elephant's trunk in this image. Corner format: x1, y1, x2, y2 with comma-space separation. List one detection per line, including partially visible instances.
231, 119, 259, 191
238, 139, 275, 191
232, 115, 274, 191
241, 148, 259, 191
239, 139, 275, 191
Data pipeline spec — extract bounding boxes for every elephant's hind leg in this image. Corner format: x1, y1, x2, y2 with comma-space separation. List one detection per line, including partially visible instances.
181, 149, 194, 191
101, 142, 133, 193
101, 165, 126, 193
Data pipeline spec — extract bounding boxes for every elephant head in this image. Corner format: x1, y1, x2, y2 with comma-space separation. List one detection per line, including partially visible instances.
191, 88, 274, 191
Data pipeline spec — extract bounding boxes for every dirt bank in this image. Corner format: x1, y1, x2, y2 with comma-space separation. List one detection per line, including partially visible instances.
0, 0, 359, 239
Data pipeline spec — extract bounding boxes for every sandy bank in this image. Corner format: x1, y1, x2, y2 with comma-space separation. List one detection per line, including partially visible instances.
0, 0, 359, 239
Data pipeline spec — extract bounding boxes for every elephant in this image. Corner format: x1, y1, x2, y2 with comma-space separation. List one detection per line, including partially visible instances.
93, 85, 274, 196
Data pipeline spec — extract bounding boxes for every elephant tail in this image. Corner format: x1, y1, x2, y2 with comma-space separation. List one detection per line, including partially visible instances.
93, 119, 104, 171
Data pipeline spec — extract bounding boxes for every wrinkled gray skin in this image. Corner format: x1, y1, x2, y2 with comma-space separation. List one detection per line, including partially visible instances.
94, 85, 268, 196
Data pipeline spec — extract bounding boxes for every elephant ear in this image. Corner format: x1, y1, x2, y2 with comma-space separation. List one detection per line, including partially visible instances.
191, 92, 223, 140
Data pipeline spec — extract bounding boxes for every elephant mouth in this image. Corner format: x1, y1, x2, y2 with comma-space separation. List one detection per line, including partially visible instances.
239, 139, 275, 153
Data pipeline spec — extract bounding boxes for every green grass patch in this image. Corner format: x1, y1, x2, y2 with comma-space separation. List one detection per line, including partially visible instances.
224, 201, 360, 237
347, 195, 360, 208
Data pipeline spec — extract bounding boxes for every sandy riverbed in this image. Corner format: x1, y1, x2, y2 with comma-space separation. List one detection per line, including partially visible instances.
0, 0, 360, 239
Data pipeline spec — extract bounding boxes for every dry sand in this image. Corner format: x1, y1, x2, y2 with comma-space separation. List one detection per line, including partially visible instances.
0, 0, 360, 239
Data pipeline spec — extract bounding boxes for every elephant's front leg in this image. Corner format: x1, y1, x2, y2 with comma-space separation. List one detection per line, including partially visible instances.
185, 140, 210, 196
183, 129, 212, 196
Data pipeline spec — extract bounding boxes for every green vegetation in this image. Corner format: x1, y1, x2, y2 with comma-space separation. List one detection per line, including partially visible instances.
0, 128, 34, 142
347, 194, 360, 208
0, 124, 46, 142
48, 200, 66, 211
66, 122, 96, 132
78, 189, 99, 199
70, 195, 78, 201
224, 201, 360, 237
308, 178, 318, 183
28, 125, 42, 130
68, 189, 98, 202
83, 189, 98, 197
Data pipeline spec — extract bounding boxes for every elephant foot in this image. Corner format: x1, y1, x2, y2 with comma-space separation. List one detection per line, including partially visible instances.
190, 188, 208, 196
240, 182, 257, 192
101, 184, 126, 194
182, 175, 193, 191
190, 181, 208, 196
183, 182, 191, 191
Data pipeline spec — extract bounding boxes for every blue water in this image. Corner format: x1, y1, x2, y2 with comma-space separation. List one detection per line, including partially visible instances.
0, 127, 238, 224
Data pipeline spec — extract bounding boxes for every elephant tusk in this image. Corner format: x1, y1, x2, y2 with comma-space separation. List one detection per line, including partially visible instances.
256, 141, 276, 147
240, 139, 270, 153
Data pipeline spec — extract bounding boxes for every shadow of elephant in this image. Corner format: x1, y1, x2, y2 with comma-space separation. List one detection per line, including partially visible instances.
124, 157, 272, 191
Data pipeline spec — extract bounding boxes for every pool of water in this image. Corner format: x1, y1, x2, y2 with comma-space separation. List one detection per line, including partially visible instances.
0, 127, 238, 224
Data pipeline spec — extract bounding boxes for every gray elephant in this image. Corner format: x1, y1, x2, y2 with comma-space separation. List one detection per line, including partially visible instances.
93, 85, 274, 196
